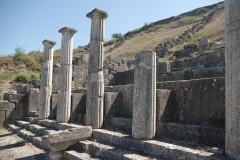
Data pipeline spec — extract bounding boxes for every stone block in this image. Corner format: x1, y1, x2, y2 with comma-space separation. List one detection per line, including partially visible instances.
156, 89, 173, 123
79, 54, 89, 63
0, 110, 6, 121
183, 70, 193, 80
213, 43, 225, 51
184, 44, 198, 51
111, 117, 132, 132
47, 126, 92, 151
71, 93, 86, 122
156, 62, 171, 74
115, 70, 134, 85
0, 100, 15, 111
174, 48, 193, 58
50, 94, 58, 119
17, 84, 34, 94
106, 55, 122, 64
113, 65, 128, 72
52, 73, 59, 83
199, 39, 209, 53
52, 83, 59, 92
104, 92, 122, 127
8, 94, 25, 103
28, 88, 39, 113
132, 51, 156, 140
157, 74, 166, 82
53, 68, 60, 74
31, 79, 41, 86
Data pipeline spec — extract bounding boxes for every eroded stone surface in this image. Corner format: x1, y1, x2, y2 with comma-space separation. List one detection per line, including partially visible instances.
132, 51, 156, 140
57, 27, 77, 123
86, 9, 107, 129
225, 0, 240, 159
39, 39, 56, 119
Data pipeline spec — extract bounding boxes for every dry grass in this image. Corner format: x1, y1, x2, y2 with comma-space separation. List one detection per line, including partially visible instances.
105, 16, 203, 60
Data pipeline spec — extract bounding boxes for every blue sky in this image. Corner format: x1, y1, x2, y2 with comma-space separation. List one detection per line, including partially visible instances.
0, 0, 223, 56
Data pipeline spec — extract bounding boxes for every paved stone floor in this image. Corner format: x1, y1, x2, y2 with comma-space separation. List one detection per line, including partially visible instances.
0, 129, 48, 160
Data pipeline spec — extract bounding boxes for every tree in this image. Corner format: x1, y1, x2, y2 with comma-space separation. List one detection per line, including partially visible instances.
111, 33, 122, 39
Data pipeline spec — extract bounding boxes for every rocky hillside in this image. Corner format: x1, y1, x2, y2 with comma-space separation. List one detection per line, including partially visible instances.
0, 1, 225, 97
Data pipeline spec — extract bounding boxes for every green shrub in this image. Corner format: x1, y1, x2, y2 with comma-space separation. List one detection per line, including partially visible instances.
15, 74, 30, 83
30, 72, 39, 80
104, 39, 115, 47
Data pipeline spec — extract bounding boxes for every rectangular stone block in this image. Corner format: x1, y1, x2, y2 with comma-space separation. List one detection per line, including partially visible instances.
0, 110, 6, 121
50, 94, 58, 119
104, 92, 121, 127
28, 88, 39, 113
71, 93, 86, 122
52, 83, 59, 93
174, 48, 193, 58
156, 62, 171, 74
156, 89, 173, 123
53, 68, 60, 74
113, 66, 128, 72
0, 100, 15, 111
17, 84, 34, 94
52, 73, 59, 83
8, 94, 25, 103
132, 51, 156, 140
106, 55, 123, 64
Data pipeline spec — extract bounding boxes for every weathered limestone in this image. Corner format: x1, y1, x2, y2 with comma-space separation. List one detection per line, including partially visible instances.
225, 0, 240, 159
57, 27, 77, 123
38, 40, 56, 119
132, 51, 156, 140
46, 126, 92, 151
28, 88, 39, 114
86, 9, 108, 129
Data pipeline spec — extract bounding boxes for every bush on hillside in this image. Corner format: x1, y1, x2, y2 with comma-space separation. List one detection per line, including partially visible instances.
14, 72, 39, 83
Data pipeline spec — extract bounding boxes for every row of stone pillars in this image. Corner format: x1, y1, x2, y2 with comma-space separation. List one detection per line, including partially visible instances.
37, 4, 240, 159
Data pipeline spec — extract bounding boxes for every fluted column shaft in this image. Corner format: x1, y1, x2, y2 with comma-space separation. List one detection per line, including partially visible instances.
39, 40, 56, 119
225, 0, 240, 159
86, 9, 108, 129
57, 27, 77, 123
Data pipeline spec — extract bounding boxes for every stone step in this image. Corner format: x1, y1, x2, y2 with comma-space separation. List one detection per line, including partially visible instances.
8, 123, 49, 149
77, 140, 164, 160
92, 129, 227, 160
15, 120, 30, 128
8, 124, 20, 133
26, 116, 38, 123
65, 151, 100, 160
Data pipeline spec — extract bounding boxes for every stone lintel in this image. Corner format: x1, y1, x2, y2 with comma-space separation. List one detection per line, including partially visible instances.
58, 27, 78, 35
86, 8, 108, 19
42, 39, 57, 46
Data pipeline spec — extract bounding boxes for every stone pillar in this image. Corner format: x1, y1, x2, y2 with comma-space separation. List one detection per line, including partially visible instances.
38, 40, 56, 119
86, 9, 108, 129
57, 27, 77, 123
132, 51, 156, 140
225, 0, 240, 159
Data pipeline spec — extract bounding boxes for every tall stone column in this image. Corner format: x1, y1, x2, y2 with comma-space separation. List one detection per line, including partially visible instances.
132, 51, 156, 140
225, 0, 240, 159
39, 40, 56, 119
57, 27, 77, 123
86, 9, 108, 129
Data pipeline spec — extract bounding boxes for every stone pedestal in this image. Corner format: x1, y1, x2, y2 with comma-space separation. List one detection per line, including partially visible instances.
86, 9, 108, 129
132, 51, 156, 140
225, 0, 240, 159
57, 27, 77, 123
39, 40, 56, 119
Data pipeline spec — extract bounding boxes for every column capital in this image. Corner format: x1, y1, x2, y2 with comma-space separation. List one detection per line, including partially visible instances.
86, 8, 108, 19
58, 27, 78, 35
42, 39, 56, 46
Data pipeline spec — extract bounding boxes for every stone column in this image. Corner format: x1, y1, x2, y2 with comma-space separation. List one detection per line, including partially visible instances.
132, 51, 156, 140
39, 40, 56, 119
225, 0, 240, 159
57, 27, 77, 123
86, 9, 108, 129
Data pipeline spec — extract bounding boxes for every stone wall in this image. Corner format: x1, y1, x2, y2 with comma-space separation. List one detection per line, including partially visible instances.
156, 77, 225, 127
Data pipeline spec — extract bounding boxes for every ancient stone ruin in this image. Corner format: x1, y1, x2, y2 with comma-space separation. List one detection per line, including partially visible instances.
0, 2, 239, 159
